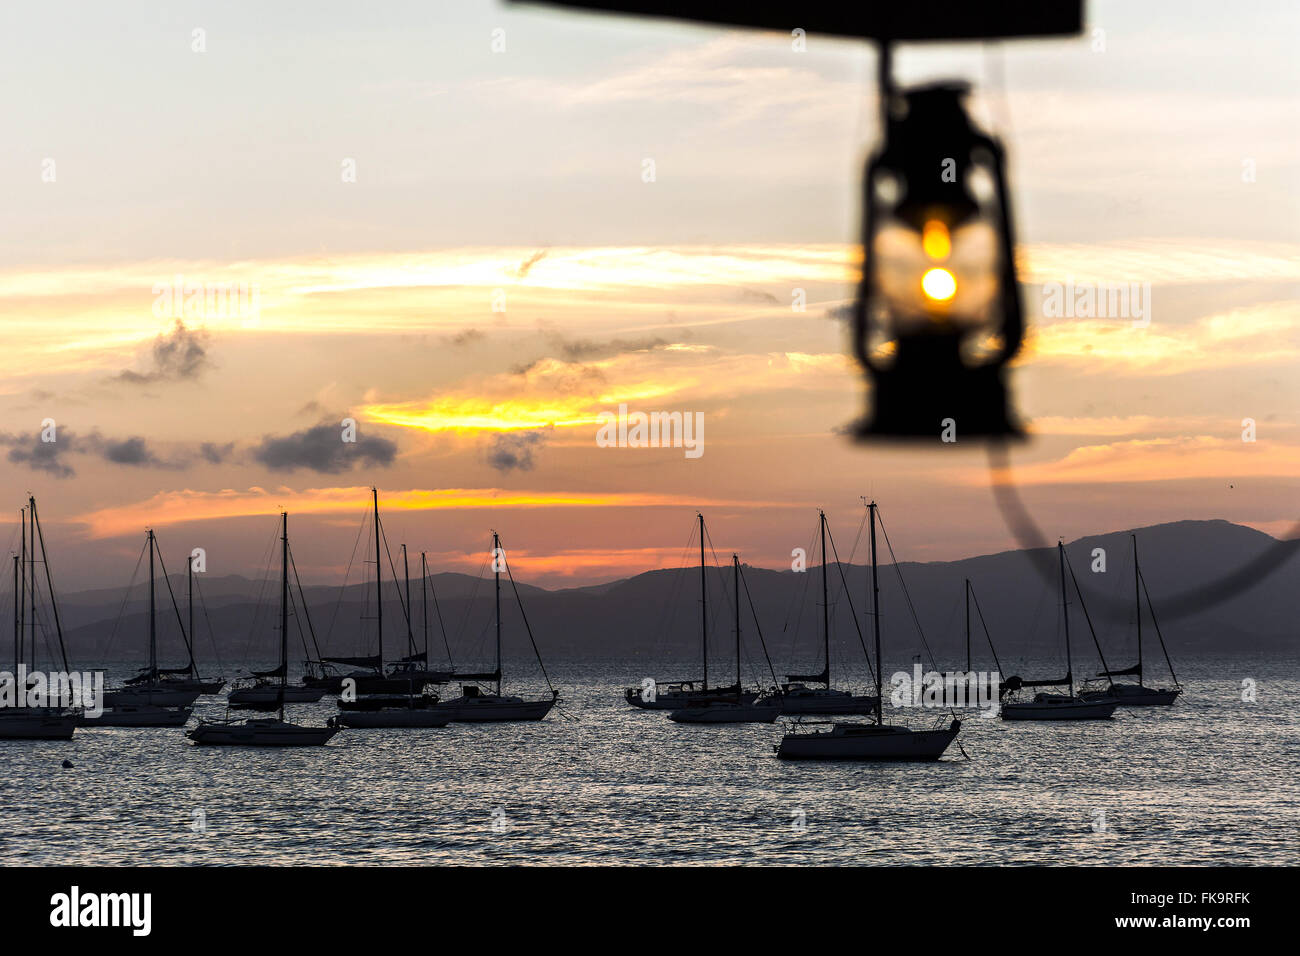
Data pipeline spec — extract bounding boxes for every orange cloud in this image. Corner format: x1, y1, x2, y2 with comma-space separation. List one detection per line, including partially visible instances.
978, 436, 1295, 486
72, 486, 793, 539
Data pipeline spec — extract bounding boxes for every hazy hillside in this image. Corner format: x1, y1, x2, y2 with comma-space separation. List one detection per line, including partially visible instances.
20, 519, 1300, 675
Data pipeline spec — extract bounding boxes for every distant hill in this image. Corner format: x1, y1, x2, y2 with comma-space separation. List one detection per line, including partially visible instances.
25, 519, 1300, 671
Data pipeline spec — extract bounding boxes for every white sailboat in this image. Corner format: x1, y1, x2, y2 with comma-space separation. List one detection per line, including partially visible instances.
776, 501, 961, 760
227, 513, 329, 708
433, 531, 559, 722
309, 490, 439, 695
762, 511, 879, 715
1001, 542, 1119, 721
670, 555, 781, 724
1079, 534, 1181, 706
1, 501, 79, 740
188, 513, 338, 746
102, 530, 203, 711
626, 513, 758, 710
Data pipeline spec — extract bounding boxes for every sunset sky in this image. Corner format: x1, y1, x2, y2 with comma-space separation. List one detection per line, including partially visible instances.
1, 0, 1297, 589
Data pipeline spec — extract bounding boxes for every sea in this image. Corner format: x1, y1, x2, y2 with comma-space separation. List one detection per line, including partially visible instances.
1, 656, 1295, 865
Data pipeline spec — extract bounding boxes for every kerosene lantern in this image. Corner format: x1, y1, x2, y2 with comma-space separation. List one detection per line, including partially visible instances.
517, 2, 1084, 441
851, 80, 1024, 439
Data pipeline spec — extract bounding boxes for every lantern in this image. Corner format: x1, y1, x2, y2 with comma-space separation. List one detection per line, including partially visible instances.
517, 2, 1084, 440
851, 81, 1023, 439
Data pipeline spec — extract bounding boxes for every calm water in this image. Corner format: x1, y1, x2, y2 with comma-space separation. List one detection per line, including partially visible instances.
1, 656, 1295, 865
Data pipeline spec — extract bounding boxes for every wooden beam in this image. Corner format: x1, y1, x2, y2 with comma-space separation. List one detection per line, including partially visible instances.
510, 1, 1084, 42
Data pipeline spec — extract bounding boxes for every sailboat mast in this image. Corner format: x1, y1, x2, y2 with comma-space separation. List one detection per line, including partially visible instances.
27, 509, 36, 672
421, 551, 429, 665
965, 578, 971, 673
1132, 533, 1142, 685
869, 501, 882, 724
699, 512, 707, 691
403, 544, 413, 657
494, 530, 502, 696
188, 547, 195, 678
11, 554, 18, 676
373, 488, 382, 671
280, 511, 289, 720
820, 510, 830, 686
1059, 542, 1073, 697
148, 529, 157, 678
19, 509, 26, 671
733, 554, 741, 694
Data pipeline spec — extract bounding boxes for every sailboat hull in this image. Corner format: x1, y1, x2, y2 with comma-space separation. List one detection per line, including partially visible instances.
625, 686, 757, 710
80, 706, 192, 727
187, 719, 338, 746
668, 702, 780, 723
437, 695, 556, 722
0, 710, 78, 740
103, 686, 201, 708
777, 722, 961, 761
769, 691, 880, 715
1080, 684, 1180, 706
330, 709, 451, 728
228, 685, 328, 707
1001, 697, 1118, 720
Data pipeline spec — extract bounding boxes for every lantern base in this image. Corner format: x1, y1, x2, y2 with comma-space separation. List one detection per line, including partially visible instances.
854, 338, 1025, 442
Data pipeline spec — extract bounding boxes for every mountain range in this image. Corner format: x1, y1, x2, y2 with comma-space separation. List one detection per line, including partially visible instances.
17, 519, 1299, 677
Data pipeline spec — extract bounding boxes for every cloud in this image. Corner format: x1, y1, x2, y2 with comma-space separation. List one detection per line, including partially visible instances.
487, 430, 547, 473
199, 441, 235, 464
1, 429, 76, 478
251, 421, 398, 474
92, 435, 167, 467
116, 320, 212, 384
446, 328, 486, 347
510, 250, 547, 279
71, 486, 796, 539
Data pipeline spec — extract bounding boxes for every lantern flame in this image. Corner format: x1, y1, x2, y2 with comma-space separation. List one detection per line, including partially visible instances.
921, 267, 957, 301
922, 220, 952, 260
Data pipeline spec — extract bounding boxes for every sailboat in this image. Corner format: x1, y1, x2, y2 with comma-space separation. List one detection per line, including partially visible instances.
147, 552, 225, 695
0, 501, 79, 740
432, 531, 558, 722
669, 555, 781, 723
763, 511, 879, 715
1079, 534, 1181, 706
334, 545, 453, 728
101, 530, 202, 711
227, 513, 328, 708
312, 490, 436, 695
1001, 542, 1119, 721
625, 513, 759, 710
188, 513, 339, 746
776, 501, 961, 760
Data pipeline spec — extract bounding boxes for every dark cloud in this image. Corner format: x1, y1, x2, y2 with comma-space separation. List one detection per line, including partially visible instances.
486, 430, 546, 473
512, 333, 675, 375
0, 429, 76, 478
97, 436, 162, 466
199, 441, 235, 464
446, 328, 486, 347
2, 425, 229, 475
116, 320, 212, 384
251, 421, 398, 474
510, 250, 547, 279
739, 287, 780, 305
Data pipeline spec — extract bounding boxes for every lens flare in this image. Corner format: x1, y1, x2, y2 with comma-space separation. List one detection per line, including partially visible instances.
921, 267, 957, 301
922, 220, 952, 260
